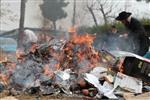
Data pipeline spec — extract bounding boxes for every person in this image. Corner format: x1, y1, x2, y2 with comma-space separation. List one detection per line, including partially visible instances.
104, 25, 120, 51
118, 32, 134, 52
144, 51, 150, 59
22, 29, 38, 53
116, 11, 149, 56
144, 46, 150, 59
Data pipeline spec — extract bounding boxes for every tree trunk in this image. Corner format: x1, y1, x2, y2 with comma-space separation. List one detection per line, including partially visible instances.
72, 0, 76, 26
100, 4, 108, 25
18, 0, 26, 48
87, 6, 98, 26
103, 14, 107, 25
53, 21, 56, 30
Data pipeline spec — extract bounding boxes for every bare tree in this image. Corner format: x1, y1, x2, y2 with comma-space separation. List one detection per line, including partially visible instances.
84, 0, 119, 26
18, 0, 26, 48
86, 0, 98, 26
96, 0, 118, 25
72, 0, 76, 26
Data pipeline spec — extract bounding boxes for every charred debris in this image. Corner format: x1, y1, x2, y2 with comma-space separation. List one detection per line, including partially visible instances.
0, 33, 150, 99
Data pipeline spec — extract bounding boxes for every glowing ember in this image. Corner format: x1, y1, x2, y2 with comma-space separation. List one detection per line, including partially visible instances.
117, 58, 125, 73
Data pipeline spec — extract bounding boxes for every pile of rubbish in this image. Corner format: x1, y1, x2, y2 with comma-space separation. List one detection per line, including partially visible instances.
0, 33, 150, 99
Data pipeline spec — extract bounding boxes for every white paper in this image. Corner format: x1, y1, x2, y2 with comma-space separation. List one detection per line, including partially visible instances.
110, 50, 150, 63
114, 72, 142, 93
84, 73, 117, 99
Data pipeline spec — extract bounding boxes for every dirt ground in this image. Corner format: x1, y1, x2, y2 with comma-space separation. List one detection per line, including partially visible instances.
0, 90, 94, 100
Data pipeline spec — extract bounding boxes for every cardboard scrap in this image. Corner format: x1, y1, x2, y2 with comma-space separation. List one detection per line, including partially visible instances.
114, 72, 142, 93
123, 92, 150, 100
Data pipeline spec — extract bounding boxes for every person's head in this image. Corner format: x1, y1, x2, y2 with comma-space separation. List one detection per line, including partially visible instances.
111, 25, 118, 34
24, 29, 38, 43
116, 11, 132, 25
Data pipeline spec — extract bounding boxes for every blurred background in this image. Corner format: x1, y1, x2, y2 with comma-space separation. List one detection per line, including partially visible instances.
0, 0, 150, 51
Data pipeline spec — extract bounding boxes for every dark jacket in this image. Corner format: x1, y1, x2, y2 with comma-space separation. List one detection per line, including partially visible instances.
125, 18, 145, 35
125, 18, 149, 56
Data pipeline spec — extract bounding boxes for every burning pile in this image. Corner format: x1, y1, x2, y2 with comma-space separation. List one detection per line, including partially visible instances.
0, 32, 149, 99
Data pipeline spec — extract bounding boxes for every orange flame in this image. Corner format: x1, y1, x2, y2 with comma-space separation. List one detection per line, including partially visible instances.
29, 43, 39, 53
72, 33, 96, 45
62, 32, 100, 70
54, 63, 60, 70
118, 58, 125, 73
68, 27, 76, 33
0, 61, 16, 86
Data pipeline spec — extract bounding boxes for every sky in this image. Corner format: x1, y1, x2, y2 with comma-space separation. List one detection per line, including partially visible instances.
0, 0, 150, 31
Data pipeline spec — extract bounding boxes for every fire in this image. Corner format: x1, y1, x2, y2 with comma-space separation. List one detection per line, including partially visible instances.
1, 28, 132, 97
54, 63, 60, 70
61, 32, 100, 71
29, 43, 39, 53
0, 61, 16, 86
71, 33, 96, 45
118, 58, 125, 73
68, 27, 76, 33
